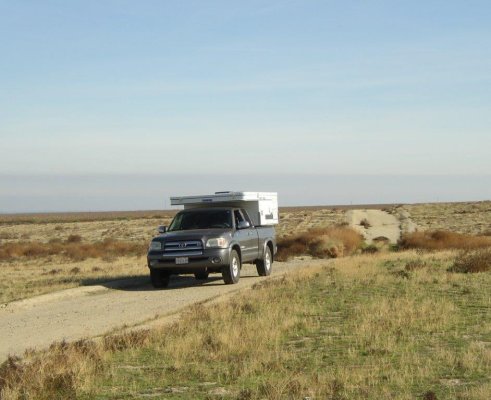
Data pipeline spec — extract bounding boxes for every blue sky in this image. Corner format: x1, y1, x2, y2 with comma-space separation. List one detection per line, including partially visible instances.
1, 1, 490, 211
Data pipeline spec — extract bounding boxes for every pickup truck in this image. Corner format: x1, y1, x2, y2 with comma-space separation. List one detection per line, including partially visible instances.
147, 207, 277, 288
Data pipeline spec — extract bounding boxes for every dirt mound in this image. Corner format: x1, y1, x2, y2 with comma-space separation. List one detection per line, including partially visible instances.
346, 209, 418, 244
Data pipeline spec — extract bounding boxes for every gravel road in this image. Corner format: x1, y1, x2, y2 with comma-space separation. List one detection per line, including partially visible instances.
0, 260, 314, 361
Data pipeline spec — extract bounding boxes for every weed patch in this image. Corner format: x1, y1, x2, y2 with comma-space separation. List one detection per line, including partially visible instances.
276, 227, 363, 261
399, 230, 491, 251
449, 248, 491, 273
0, 340, 103, 399
0, 239, 147, 262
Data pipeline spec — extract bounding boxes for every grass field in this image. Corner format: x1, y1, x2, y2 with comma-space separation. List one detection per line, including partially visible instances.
0, 201, 490, 304
1, 202, 491, 399
0, 206, 346, 304
402, 202, 491, 236
1, 251, 490, 399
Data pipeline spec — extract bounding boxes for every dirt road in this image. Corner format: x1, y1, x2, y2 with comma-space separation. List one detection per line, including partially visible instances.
0, 260, 316, 361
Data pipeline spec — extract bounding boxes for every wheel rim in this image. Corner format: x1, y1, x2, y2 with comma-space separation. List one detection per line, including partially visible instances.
232, 256, 239, 277
265, 251, 271, 271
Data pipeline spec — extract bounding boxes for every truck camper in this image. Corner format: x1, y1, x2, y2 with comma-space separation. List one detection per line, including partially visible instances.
147, 192, 278, 287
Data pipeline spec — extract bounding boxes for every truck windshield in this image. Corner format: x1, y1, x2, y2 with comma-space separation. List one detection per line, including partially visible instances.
168, 210, 233, 231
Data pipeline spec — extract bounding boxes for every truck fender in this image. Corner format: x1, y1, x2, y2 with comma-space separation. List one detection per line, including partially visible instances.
228, 242, 242, 261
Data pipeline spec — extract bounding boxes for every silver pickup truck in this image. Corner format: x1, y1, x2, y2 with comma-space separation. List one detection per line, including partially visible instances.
147, 207, 277, 288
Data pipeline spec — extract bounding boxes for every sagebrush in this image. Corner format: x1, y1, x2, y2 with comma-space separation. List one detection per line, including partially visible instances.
449, 248, 491, 273
0, 238, 147, 262
276, 226, 363, 261
399, 230, 491, 251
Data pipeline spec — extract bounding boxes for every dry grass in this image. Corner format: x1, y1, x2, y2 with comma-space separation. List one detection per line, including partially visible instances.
0, 340, 103, 400
402, 201, 491, 235
0, 238, 147, 262
0, 329, 156, 399
0, 210, 176, 225
1, 203, 490, 397
1, 251, 490, 399
0, 201, 489, 306
276, 226, 363, 261
400, 230, 491, 251
449, 248, 491, 273
0, 256, 145, 304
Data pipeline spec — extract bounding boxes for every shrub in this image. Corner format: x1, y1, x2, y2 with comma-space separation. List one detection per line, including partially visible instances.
0, 340, 103, 398
0, 239, 147, 262
373, 236, 390, 244
399, 230, 491, 251
448, 248, 491, 273
102, 330, 151, 352
66, 234, 82, 243
362, 244, 379, 254
276, 227, 363, 261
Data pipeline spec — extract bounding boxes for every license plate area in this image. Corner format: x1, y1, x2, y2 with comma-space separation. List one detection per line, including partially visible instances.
175, 257, 189, 265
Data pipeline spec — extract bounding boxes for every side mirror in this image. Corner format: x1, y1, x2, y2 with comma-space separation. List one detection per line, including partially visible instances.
158, 225, 167, 234
237, 221, 251, 229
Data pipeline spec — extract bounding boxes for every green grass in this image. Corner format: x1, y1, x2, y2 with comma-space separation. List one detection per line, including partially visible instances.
90, 254, 490, 399
2, 251, 491, 399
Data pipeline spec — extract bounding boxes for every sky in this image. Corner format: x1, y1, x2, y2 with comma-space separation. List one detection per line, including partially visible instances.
1, 1, 490, 212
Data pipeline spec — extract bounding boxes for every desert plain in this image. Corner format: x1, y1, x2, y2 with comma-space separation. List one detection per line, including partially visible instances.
0, 201, 490, 399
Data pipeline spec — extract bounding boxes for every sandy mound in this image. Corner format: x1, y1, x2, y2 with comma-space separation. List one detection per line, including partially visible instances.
346, 209, 418, 244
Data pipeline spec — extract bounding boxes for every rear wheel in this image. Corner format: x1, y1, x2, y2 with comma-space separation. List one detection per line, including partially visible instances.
256, 246, 272, 276
222, 250, 241, 284
150, 268, 170, 288
194, 270, 209, 280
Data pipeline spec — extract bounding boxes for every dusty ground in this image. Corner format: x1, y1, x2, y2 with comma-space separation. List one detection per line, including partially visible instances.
0, 259, 319, 361
347, 209, 402, 243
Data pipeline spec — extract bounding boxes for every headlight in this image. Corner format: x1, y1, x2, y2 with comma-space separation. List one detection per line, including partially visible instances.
206, 237, 228, 248
149, 241, 162, 250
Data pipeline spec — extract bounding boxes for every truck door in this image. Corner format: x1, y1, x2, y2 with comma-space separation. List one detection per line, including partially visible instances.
233, 209, 259, 262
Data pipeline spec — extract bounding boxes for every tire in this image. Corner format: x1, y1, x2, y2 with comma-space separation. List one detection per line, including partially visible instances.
150, 268, 170, 288
222, 249, 241, 284
256, 246, 273, 276
194, 270, 209, 280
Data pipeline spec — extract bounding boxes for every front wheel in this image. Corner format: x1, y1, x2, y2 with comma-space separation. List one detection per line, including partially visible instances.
150, 268, 170, 288
256, 246, 272, 276
222, 250, 241, 284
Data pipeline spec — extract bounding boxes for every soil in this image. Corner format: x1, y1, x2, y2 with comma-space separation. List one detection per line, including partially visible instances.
346, 209, 403, 243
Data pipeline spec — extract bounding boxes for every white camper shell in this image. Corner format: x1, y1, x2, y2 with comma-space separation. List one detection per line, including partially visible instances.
170, 191, 279, 227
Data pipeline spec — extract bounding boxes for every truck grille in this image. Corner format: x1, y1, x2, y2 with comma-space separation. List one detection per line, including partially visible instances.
163, 240, 203, 256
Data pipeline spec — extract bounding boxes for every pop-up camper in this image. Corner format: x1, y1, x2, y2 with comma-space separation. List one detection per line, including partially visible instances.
170, 191, 279, 226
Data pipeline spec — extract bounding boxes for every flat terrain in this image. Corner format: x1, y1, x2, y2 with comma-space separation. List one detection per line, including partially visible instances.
89, 251, 490, 399
0, 201, 490, 399
403, 201, 491, 235
1, 201, 489, 304
2, 251, 490, 399
0, 261, 315, 361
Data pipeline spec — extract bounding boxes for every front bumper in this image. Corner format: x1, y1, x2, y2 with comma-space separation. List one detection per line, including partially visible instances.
147, 248, 230, 273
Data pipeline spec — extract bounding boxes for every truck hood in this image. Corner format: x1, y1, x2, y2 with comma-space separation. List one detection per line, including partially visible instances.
154, 229, 232, 242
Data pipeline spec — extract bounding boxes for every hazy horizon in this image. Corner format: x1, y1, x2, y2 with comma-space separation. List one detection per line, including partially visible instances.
1, 173, 489, 213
